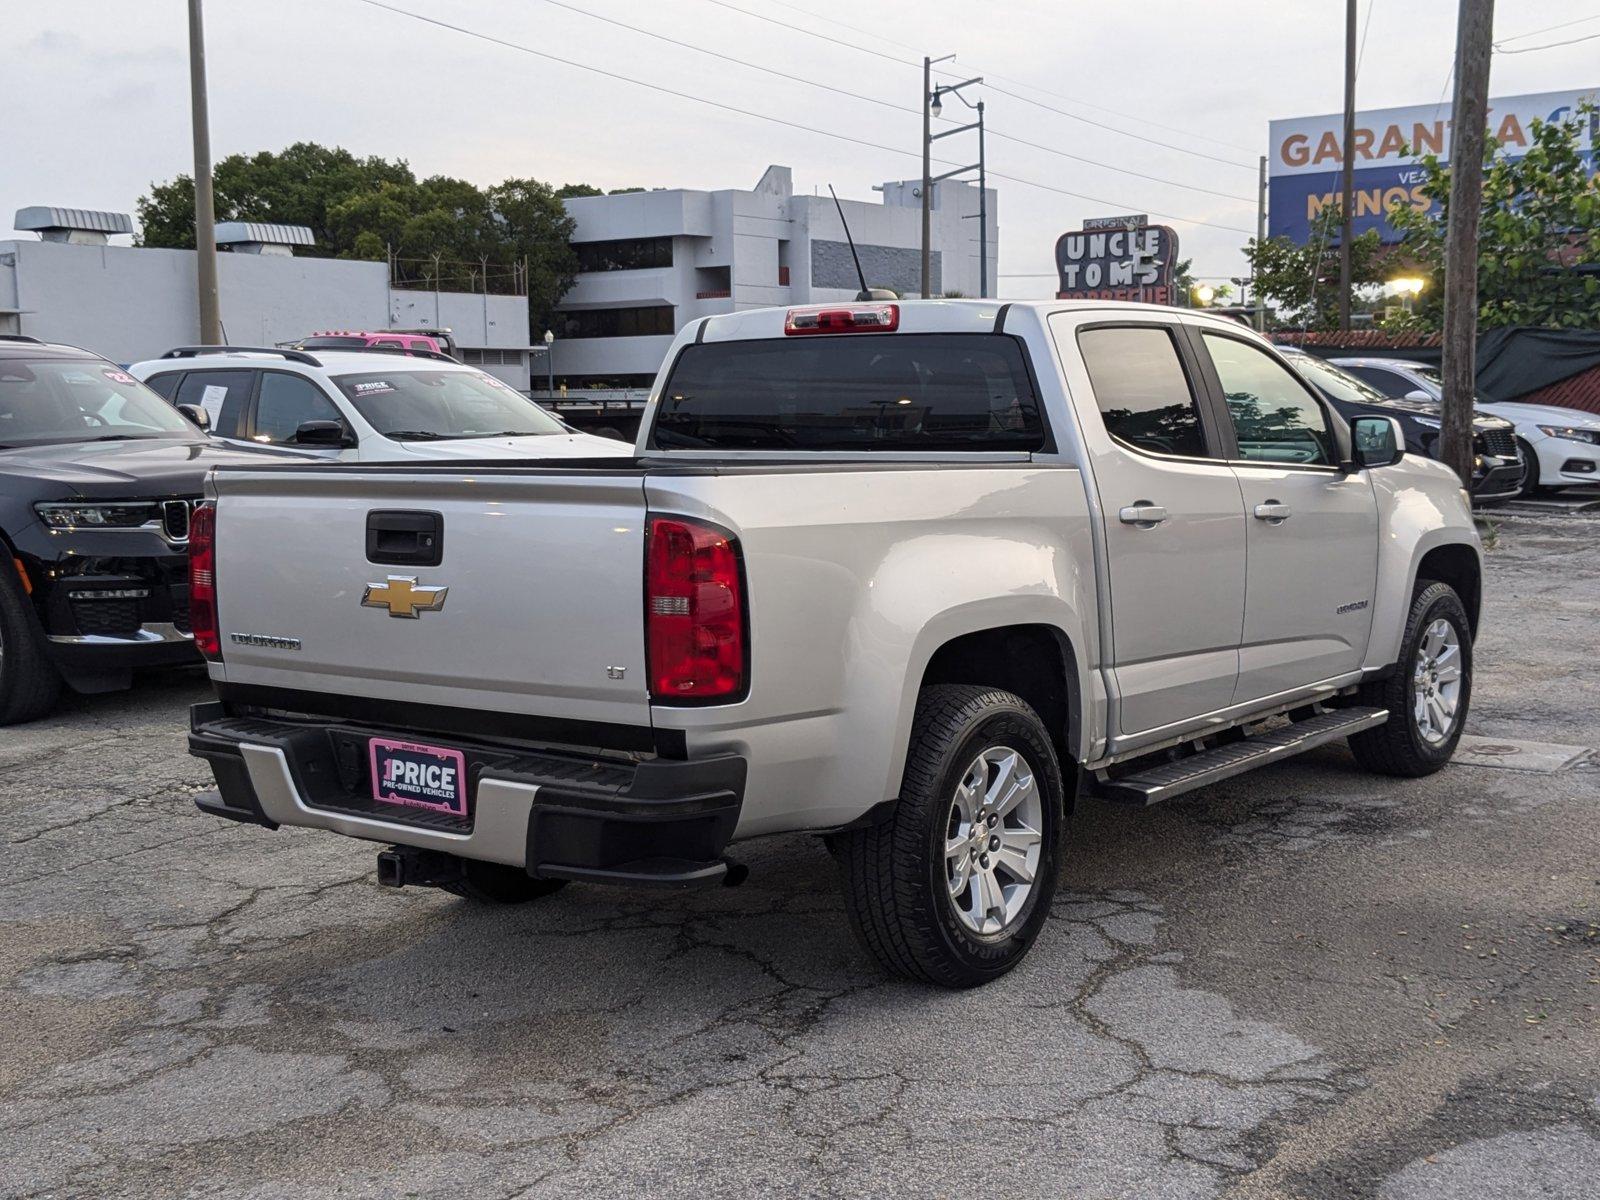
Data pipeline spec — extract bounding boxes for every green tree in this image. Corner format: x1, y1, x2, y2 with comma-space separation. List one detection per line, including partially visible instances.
137, 143, 586, 336
1241, 209, 1388, 330
1386, 103, 1600, 330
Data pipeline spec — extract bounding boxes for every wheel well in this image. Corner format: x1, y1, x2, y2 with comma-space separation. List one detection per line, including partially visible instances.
921, 625, 1078, 769
1416, 544, 1481, 637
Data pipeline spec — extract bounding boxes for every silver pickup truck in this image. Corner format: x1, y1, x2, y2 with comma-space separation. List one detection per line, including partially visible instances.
187, 300, 1481, 987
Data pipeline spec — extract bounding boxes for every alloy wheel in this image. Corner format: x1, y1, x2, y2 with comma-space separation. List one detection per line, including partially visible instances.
943, 745, 1044, 936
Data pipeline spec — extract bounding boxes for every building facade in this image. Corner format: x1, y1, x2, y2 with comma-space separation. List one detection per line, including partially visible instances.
0, 217, 532, 388
548, 165, 997, 391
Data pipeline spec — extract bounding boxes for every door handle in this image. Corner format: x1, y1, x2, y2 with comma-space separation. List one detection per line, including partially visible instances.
1253, 501, 1293, 523
1118, 503, 1168, 527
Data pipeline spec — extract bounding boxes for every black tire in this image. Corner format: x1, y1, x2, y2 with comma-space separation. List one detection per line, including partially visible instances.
832, 684, 1063, 988
1515, 438, 1542, 498
0, 561, 62, 726
439, 858, 569, 904
1347, 580, 1472, 777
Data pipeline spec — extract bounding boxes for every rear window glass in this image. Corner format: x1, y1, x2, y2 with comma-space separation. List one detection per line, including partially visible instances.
651, 334, 1045, 451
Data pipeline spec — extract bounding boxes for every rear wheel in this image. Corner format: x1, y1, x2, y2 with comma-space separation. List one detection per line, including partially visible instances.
440, 859, 569, 904
1348, 581, 1471, 777
0, 562, 61, 726
832, 684, 1062, 988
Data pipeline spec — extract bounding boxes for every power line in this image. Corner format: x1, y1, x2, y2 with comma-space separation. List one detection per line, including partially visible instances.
349, 0, 1255, 234
1493, 12, 1600, 43
1494, 29, 1600, 53
698, 0, 1257, 170
532, 0, 1252, 204
753, 0, 1260, 155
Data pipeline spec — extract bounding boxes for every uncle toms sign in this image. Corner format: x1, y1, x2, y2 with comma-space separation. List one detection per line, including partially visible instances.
1055, 224, 1179, 304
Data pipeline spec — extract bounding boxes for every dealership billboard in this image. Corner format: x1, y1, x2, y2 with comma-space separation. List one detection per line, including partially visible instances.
1268, 88, 1598, 244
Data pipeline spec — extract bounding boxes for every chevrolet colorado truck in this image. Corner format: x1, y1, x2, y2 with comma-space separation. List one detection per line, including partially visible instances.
186, 300, 1482, 987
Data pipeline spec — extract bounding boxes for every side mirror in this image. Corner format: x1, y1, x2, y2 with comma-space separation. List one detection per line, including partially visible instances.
292, 419, 355, 448
1403, 389, 1433, 403
176, 403, 210, 430
1351, 415, 1404, 469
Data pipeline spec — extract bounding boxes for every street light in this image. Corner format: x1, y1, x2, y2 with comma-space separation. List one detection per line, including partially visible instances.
1194, 284, 1216, 307
542, 328, 554, 397
923, 71, 987, 298
1389, 276, 1425, 314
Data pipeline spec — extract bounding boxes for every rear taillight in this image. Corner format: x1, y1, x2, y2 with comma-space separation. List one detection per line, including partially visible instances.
784, 303, 899, 335
646, 515, 744, 702
188, 502, 220, 661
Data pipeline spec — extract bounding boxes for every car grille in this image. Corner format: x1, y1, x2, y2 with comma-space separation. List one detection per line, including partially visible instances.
71, 597, 142, 638
1480, 427, 1516, 458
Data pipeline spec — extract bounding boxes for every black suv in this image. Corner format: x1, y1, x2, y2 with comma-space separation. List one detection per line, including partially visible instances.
1281, 348, 1524, 504
0, 336, 301, 723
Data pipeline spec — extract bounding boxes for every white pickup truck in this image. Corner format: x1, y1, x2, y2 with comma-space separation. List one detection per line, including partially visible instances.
187, 300, 1482, 987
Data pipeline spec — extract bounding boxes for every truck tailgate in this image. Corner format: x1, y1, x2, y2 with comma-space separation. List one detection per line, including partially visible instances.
208, 467, 652, 727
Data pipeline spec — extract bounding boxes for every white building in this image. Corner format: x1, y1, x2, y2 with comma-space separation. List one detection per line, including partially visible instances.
0, 210, 533, 389
549, 166, 997, 390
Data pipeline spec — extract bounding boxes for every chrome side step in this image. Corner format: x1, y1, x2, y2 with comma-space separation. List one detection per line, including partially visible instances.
1092, 706, 1389, 806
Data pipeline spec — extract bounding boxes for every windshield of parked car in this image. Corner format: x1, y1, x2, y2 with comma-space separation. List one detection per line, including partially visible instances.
651, 334, 1046, 451
1290, 354, 1400, 407
333, 369, 566, 439
0, 357, 199, 446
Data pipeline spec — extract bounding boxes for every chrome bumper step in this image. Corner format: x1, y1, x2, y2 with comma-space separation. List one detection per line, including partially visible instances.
1093, 706, 1390, 806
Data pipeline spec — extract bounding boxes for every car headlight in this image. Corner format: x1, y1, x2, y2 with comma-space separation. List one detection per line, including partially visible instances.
1536, 424, 1600, 445
34, 502, 159, 530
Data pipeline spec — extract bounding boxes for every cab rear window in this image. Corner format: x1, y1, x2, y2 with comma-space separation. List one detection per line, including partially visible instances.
651, 334, 1045, 451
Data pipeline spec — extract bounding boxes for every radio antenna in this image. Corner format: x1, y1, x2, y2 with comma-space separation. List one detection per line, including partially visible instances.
828, 184, 873, 302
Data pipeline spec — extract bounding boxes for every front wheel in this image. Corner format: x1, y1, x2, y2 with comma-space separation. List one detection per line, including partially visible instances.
0, 563, 61, 726
832, 685, 1063, 988
1348, 581, 1472, 777
1515, 438, 1542, 498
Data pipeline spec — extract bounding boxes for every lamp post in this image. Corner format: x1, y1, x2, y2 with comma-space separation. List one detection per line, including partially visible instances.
542, 328, 555, 397
925, 73, 986, 298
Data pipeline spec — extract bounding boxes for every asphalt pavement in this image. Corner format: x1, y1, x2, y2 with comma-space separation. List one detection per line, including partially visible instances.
2, 506, 1597, 1199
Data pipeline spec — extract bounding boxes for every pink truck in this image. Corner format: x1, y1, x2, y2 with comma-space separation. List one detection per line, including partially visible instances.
291, 329, 457, 357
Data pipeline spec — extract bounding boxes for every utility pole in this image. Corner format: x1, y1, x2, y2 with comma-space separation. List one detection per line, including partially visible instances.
921, 56, 932, 298
1338, 0, 1357, 331
187, 0, 222, 344
1440, 0, 1495, 488
977, 99, 987, 299
1255, 154, 1268, 330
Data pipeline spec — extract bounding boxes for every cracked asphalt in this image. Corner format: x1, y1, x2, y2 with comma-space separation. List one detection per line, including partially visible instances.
3, 508, 1598, 1199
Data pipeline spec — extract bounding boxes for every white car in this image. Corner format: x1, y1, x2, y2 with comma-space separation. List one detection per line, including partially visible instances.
1333, 357, 1600, 495
129, 346, 631, 461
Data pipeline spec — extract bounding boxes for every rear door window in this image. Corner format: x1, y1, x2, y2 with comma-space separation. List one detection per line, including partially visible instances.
651, 334, 1045, 451
1076, 325, 1210, 459
250, 372, 345, 444
173, 370, 254, 438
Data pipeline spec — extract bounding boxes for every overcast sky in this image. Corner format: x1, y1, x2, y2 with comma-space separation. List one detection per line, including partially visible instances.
3, 0, 1597, 297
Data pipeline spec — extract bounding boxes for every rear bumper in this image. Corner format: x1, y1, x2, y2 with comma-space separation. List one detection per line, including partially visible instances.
187, 701, 747, 887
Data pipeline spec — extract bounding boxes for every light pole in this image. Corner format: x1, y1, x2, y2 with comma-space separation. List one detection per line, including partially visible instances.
926, 74, 985, 298
187, 0, 222, 344
920, 53, 957, 298
542, 328, 555, 397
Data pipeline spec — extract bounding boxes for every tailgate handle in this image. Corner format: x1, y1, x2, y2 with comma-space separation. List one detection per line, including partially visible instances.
366, 510, 443, 567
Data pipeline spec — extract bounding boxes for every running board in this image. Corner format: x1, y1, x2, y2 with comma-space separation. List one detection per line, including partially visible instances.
1093, 707, 1389, 806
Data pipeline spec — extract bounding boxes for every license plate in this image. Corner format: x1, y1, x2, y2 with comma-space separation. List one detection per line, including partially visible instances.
368, 737, 468, 817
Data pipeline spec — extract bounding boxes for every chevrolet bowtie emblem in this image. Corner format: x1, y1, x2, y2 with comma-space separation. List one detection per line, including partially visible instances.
361, 575, 448, 619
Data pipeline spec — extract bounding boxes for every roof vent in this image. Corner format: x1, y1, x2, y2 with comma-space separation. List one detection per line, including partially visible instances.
15, 206, 134, 245
214, 222, 315, 256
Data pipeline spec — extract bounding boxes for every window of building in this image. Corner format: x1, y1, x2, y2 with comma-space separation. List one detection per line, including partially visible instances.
560, 306, 676, 340
574, 238, 674, 273
1076, 326, 1209, 459
1202, 334, 1334, 466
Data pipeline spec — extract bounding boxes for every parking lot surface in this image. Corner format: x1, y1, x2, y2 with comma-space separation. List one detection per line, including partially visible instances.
3, 508, 1597, 1199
